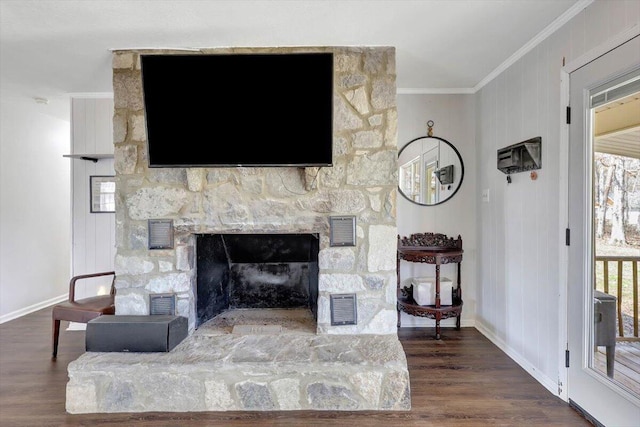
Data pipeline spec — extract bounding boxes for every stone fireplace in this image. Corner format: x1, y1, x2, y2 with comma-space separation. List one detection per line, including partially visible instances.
65, 46, 410, 413
110, 46, 400, 337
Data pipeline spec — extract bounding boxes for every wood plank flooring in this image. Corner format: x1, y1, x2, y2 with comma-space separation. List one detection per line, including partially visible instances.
0, 307, 590, 427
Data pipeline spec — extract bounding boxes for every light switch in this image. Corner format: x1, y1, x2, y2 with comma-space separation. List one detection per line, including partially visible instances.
482, 189, 490, 203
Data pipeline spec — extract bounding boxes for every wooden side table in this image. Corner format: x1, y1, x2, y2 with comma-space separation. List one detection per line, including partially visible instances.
397, 233, 463, 339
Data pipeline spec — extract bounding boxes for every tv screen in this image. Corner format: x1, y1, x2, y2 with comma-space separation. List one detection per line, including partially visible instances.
140, 52, 334, 167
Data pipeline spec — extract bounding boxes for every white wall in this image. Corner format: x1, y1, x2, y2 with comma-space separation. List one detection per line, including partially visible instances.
396, 94, 477, 328
474, 0, 640, 395
0, 97, 71, 321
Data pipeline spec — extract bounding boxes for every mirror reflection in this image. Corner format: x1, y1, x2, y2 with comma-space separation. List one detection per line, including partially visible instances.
398, 135, 464, 206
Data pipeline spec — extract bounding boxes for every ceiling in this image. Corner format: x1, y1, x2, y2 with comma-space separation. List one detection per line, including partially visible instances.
595, 92, 640, 159
0, 0, 586, 100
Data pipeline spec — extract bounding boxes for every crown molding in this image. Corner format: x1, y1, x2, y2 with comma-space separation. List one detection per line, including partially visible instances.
397, 87, 475, 95
473, 0, 594, 92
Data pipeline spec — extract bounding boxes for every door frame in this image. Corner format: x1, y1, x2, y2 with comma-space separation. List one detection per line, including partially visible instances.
558, 30, 640, 427
559, 26, 640, 402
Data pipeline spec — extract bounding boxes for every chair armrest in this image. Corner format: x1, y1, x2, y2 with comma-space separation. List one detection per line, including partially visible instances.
69, 271, 116, 302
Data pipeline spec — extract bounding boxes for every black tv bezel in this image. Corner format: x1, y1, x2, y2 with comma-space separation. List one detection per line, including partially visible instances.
140, 52, 334, 169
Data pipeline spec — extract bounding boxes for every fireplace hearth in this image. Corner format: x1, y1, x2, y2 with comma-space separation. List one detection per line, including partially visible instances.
66, 308, 411, 413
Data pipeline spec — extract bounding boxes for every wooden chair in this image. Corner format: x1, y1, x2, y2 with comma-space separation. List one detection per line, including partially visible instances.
52, 271, 116, 359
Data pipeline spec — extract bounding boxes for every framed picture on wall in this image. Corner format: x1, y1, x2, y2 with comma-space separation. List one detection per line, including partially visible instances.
90, 175, 115, 213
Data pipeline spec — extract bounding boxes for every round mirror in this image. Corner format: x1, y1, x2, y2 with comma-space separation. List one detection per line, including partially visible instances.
398, 135, 464, 206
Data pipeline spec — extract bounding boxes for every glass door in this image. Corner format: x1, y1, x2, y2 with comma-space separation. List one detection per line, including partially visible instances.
567, 35, 640, 426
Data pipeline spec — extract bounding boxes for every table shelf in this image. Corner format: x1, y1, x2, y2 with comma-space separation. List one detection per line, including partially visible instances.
397, 233, 463, 339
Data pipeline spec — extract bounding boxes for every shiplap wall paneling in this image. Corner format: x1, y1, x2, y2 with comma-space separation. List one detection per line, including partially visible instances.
474, 0, 640, 396
71, 98, 115, 300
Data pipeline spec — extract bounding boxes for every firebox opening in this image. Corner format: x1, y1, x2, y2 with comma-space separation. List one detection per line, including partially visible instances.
195, 233, 320, 328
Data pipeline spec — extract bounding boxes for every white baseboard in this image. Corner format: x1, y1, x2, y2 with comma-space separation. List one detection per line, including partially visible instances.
397, 317, 559, 397
475, 320, 560, 398
0, 294, 67, 324
66, 322, 87, 331
399, 314, 475, 328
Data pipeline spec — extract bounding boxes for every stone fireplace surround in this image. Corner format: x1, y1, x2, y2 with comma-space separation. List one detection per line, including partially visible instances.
66, 46, 410, 412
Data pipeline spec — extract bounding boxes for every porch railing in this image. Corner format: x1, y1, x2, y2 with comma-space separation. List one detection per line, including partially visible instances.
595, 255, 639, 341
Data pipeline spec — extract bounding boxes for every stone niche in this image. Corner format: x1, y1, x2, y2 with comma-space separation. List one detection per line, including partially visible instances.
195, 233, 320, 327
64, 46, 410, 414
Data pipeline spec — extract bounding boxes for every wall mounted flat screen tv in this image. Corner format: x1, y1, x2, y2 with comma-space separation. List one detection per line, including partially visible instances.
140, 52, 334, 167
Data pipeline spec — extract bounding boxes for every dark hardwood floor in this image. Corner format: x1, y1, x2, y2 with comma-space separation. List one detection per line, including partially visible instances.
0, 307, 590, 427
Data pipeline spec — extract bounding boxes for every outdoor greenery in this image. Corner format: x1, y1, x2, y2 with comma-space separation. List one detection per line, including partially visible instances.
594, 153, 639, 338
594, 153, 640, 244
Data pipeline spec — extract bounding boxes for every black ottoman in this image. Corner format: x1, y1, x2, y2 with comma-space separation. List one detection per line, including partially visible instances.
86, 315, 188, 353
